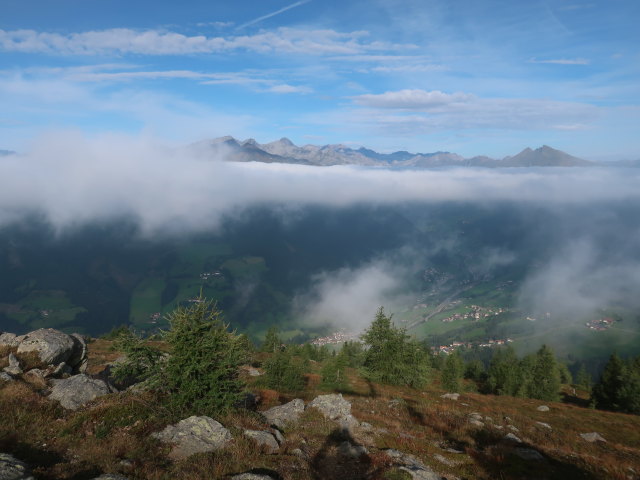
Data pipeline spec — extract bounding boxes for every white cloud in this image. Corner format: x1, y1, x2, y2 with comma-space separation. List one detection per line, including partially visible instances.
346, 89, 598, 131
353, 89, 474, 110
294, 259, 417, 332
0, 27, 408, 56
529, 57, 590, 65
2, 132, 640, 233
268, 84, 312, 94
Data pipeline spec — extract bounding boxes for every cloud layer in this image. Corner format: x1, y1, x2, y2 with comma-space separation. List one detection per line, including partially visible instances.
2, 132, 640, 233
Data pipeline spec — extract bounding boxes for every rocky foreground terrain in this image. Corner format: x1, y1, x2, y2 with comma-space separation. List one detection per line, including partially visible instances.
1, 328, 640, 479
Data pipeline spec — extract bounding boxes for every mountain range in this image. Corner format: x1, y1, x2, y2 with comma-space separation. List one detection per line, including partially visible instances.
195, 136, 594, 168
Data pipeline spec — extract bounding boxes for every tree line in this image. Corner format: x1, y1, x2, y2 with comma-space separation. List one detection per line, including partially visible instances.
111, 300, 640, 420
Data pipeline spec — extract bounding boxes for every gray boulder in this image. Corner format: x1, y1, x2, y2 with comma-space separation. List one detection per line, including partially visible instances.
152, 416, 232, 459
68, 334, 88, 372
262, 399, 305, 430
49, 374, 111, 410
17, 329, 75, 366
440, 393, 459, 401
243, 430, 280, 454
536, 405, 550, 412
3, 354, 22, 376
0, 453, 34, 480
503, 433, 522, 443
308, 393, 358, 429
0, 372, 13, 382
383, 449, 441, 480
0, 333, 22, 348
580, 432, 606, 443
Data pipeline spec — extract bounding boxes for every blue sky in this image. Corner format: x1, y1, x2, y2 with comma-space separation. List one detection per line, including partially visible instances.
1, 0, 638, 159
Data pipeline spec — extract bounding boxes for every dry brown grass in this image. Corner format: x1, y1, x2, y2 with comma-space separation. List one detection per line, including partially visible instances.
1, 341, 640, 479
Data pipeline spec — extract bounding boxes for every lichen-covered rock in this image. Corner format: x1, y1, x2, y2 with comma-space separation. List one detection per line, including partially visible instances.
152, 416, 232, 459
0, 453, 35, 480
0, 372, 14, 382
308, 393, 351, 420
536, 405, 550, 412
49, 374, 111, 410
262, 399, 305, 430
308, 393, 358, 429
17, 329, 75, 366
243, 430, 280, 454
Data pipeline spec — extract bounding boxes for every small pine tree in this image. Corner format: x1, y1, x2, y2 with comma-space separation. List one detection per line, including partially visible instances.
262, 348, 306, 392
441, 351, 465, 392
486, 346, 520, 395
261, 326, 282, 353
592, 353, 625, 411
321, 350, 350, 391
528, 345, 561, 401
111, 329, 163, 385
361, 307, 430, 388
161, 299, 247, 415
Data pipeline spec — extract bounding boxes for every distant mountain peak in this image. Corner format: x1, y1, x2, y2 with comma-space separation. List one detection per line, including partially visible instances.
198, 136, 592, 168
277, 137, 294, 146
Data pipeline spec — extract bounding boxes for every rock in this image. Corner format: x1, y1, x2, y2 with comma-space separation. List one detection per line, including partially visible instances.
308, 393, 351, 420
580, 432, 606, 443
48, 362, 72, 378
468, 419, 484, 428
0, 333, 21, 348
308, 393, 358, 429
503, 433, 522, 443
23, 369, 44, 379
468, 413, 483, 421
513, 448, 545, 462
441, 393, 459, 401
338, 441, 368, 458
535, 422, 552, 430
383, 449, 441, 480
49, 374, 111, 410
67, 334, 88, 370
244, 430, 280, 454
360, 421, 373, 431
271, 429, 285, 445
247, 367, 262, 376
0, 372, 13, 382
433, 453, 459, 466
262, 399, 305, 430
507, 425, 519, 432
0, 453, 35, 480
17, 329, 75, 366
229, 474, 276, 480
536, 405, 550, 412
3, 354, 22, 376
152, 416, 231, 459
291, 448, 308, 460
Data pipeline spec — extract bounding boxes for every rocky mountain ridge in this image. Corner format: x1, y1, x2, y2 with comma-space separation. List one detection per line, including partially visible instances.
195, 137, 593, 168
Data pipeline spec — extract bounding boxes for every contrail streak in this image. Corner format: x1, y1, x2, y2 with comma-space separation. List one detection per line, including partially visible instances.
237, 0, 312, 29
